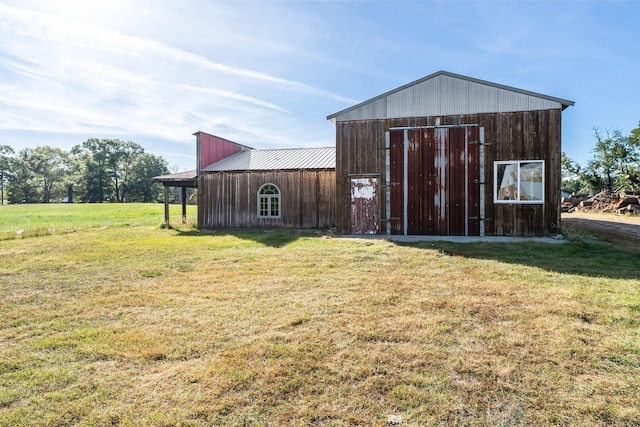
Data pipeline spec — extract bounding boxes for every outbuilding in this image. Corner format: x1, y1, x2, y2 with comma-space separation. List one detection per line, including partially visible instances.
327, 70, 574, 236
196, 132, 336, 229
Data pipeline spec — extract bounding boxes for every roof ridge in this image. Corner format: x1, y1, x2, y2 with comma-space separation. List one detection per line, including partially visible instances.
247, 146, 334, 152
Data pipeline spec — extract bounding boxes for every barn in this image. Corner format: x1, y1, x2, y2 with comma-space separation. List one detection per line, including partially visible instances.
195, 132, 336, 229
327, 70, 574, 236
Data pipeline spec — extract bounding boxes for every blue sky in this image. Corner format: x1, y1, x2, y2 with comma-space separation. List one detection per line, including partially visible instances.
1, 0, 638, 172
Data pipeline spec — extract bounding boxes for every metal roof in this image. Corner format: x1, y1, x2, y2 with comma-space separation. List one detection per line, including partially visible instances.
201, 147, 335, 172
152, 170, 197, 187
327, 70, 574, 122
152, 170, 197, 182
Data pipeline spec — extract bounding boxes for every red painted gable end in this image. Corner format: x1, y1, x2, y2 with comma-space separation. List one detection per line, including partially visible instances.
195, 131, 251, 172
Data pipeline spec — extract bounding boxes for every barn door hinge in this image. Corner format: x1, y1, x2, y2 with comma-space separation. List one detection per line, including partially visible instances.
381, 217, 401, 222
469, 217, 493, 221
382, 182, 401, 187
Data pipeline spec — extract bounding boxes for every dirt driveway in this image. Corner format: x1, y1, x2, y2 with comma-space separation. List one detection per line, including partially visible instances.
562, 212, 640, 249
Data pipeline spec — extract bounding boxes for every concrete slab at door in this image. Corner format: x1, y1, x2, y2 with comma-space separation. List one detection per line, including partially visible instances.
350, 177, 379, 234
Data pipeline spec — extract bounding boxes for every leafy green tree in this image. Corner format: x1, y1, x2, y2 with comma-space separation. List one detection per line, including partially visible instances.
71, 139, 116, 202
67, 153, 87, 203
1, 140, 172, 203
6, 148, 41, 203
625, 121, 640, 188
71, 138, 171, 202
0, 145, 13, 172
108, 140, 144, 202
562, 152, 603, 194
561, 152, 587, 194
0, 145, 15, 204
30, 146, 69, 203
587, 128, 637, 191
128, 153, 169, 202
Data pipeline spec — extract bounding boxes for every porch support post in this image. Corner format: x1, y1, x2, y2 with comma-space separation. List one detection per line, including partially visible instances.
163, 185, 170, 228
181, 187, 187, 223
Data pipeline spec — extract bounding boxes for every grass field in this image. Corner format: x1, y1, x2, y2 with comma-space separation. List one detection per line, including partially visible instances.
0, 203, 196, 239
1, 204, 639, 426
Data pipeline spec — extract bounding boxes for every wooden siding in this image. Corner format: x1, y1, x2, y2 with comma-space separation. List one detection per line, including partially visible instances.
335, 109, 562, 236
198, 170, 335, 229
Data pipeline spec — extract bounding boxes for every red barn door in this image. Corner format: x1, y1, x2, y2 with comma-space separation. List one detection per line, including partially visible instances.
388, 127, 482, 236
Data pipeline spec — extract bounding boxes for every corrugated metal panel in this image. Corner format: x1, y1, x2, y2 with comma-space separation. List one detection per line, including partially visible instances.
468, 82, 499, 113
327, 71, 573, 122
340, 98, 387, 122
202, 147, 335, 172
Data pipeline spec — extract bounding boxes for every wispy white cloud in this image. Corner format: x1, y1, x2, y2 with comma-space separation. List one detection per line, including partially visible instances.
178, 85, 291, 114
0, 1, 356, 170
0, 3, 356, 103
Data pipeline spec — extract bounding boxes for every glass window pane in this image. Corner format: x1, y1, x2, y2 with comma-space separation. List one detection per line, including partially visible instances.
497, 163, 518, 200
519, 162, 543, 201
258, 184, 280, 217
494, 161, 544, 204
260, 196, 268, 216
260, 184, 279, 195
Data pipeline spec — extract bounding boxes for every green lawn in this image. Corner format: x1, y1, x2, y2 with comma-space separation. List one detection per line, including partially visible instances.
0, 203, 196, 239
0, 204, 639, 426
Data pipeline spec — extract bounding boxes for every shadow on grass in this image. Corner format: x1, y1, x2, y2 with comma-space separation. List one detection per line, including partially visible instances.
168, 224, 639, 279
394, 239, 640, 280
172, 227, 325, 248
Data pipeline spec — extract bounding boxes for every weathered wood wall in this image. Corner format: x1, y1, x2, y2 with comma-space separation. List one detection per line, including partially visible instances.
198, 169, 336, 229
335, 109, 562, 236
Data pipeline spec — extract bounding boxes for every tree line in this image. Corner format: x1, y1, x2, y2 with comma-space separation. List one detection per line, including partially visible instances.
2, 122, 638, 204
0, 139, 170, 204
562, 121, 640, 194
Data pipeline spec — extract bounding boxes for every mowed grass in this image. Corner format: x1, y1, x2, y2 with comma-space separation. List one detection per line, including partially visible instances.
1, 205, 639, 426
0, 203, 195, 239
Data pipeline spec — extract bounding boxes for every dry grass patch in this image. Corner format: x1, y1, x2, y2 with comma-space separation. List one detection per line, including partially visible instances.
0, 212, 639, 425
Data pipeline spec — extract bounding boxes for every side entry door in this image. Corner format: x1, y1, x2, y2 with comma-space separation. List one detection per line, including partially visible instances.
350, 177, 379, 234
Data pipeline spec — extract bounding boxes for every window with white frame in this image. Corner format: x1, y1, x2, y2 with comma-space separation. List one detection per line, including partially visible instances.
258, 183, 280, 218
494, 161, 544, 203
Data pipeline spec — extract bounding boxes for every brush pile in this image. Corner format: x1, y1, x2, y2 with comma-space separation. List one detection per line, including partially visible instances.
562, 190, 640, 215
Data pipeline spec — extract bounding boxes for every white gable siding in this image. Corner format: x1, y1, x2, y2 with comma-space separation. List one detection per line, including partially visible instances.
329, 72, 571, 122
337, 98, 387, 122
